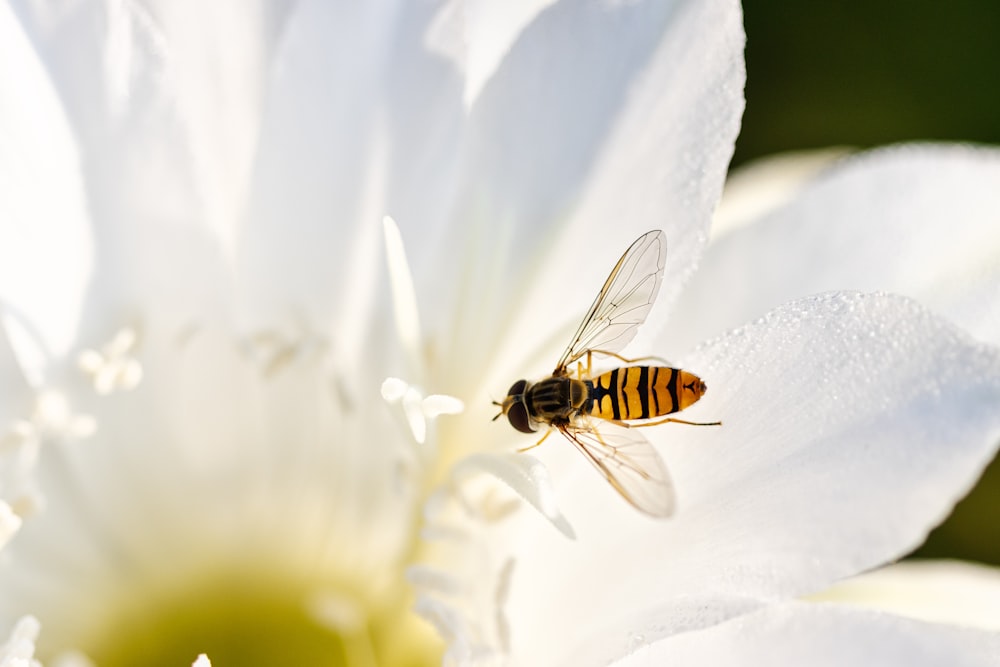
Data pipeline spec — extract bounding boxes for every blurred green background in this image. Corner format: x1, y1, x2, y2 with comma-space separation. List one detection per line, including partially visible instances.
736, 1, 1000, 565
736, 1, 1000, 165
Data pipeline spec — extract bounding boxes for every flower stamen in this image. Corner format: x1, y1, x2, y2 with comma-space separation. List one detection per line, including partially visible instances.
450, 453, 575, 538
0, 615, 41, 665
1, 428, 40, 539
31, 389, 97, 440
241, 328, 329, 379
382, 216, 423, 374
0, 501, 22, 551
493, 558, 515, 655
381, 377, 464, 446
0, 388, 96, 541
78, 326, 143, 395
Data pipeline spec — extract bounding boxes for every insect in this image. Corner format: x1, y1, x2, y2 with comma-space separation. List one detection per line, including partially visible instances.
492, 229, 719, 517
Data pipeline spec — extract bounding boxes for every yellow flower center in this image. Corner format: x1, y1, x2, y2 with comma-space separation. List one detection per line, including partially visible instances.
67, 567, 443, 666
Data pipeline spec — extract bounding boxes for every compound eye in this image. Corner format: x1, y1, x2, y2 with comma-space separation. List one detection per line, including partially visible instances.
506, 400, 535, 434
506, 379, 528, 397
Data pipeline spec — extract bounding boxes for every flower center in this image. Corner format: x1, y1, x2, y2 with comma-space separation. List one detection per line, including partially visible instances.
72, 567, 442, 666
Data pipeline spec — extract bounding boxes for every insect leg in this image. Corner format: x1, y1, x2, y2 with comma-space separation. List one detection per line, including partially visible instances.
517, 428, 555, 453
586, 349, 671, 366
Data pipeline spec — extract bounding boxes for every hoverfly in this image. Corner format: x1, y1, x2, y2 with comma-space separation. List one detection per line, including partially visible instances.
493, 230, 719, 517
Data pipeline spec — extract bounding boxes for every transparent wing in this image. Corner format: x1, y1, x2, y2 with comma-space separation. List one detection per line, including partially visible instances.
555, 230, 666, 373
558, 421, 675, 517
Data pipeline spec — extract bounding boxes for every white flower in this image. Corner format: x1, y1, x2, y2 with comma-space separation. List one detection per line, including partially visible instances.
612, 601, 1000, 667
585, 147, 1000, 666
611, 560, 1000, 665
670, 143, 1000, 349
2, 1, 1000, 667
816, 560, 1000, 631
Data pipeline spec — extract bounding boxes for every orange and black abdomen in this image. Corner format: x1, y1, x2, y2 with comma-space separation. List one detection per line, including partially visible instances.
586, 366, 708, 421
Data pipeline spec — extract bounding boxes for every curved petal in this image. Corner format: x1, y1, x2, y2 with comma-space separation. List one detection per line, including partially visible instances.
613, 602, 1000, 667
712, 148, 851, 238
237, 0, 466, 333
11, 0, 282, 242
436, 0, 560, 106
668, 144, 1000, 352
476, 292, 1000, 665
236, 0, 392, 329
8, 0, 277, 344
419, 0, 745, 395
815, 560, 1000, 631
0, 317, 33, 426
0, 5, 92, 360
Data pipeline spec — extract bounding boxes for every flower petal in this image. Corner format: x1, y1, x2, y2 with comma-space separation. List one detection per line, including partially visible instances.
0, 5, 92, 360
9, 0, 280, 342
816, 559, 1000, 631
424, 0, 745, 397
613, 602, 1000, 667
427, 0, 559, 106
237, 1, 465, 332
712, 148, 851, 238
669, 144, 1000, 352
480, 292, 1000, 665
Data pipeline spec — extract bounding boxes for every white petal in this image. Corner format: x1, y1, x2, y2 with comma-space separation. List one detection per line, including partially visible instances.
379, 4, 466, 287
670, 144, 1000, 351
427, 0, 559, 107
613, 602, 1000, 667
0, 5, 92, 361
147, 1, 276, 249
0, 312, 47, 391
712, 148, 851, 238
236, 0, 401, 328
489, 292, 1000, 666
424, 0, 745, 396
816, 560, 1000, 631
10, 1, 266, 339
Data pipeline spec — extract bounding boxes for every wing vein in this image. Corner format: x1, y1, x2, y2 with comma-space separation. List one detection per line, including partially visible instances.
555, 230, 666, 372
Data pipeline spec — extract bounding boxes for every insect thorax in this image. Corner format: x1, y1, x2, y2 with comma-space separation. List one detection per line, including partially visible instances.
527, 376, 589, 422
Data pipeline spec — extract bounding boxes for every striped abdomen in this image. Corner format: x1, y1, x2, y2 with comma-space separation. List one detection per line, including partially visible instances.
587, 366, 707, 422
